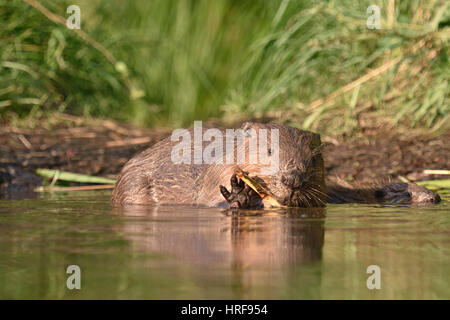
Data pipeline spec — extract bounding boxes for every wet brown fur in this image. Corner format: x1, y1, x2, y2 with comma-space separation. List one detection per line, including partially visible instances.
111, 122, 440, 207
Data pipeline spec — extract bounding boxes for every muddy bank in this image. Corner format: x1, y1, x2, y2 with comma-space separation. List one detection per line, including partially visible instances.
0, 121, 166, 199
0, 120, 448, 199
323, 131, 449, 183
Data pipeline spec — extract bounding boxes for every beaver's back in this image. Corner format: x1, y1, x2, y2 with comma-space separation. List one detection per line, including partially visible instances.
111, 128, 210, 205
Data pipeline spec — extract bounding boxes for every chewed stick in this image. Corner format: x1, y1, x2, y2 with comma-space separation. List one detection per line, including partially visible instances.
234, 168, 285, 208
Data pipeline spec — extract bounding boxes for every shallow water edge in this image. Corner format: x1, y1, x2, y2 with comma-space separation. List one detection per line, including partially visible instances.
0, 190, 449, 299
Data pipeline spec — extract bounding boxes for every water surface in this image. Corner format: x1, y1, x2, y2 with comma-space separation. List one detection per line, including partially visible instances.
0, 191, 449, 299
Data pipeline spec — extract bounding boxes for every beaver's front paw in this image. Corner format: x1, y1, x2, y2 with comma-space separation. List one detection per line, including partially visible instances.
219, 174, 263, 209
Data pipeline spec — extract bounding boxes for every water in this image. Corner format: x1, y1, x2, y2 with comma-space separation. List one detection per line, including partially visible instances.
0, 190, 449, 299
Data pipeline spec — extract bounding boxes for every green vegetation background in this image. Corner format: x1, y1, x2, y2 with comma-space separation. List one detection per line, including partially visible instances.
1, 0, 448, 135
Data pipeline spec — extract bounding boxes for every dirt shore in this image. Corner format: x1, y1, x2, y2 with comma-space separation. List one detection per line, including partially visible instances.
1, 119, 448, 199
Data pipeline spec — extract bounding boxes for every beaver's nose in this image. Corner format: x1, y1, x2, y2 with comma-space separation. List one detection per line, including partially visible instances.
281, 170, 305, 189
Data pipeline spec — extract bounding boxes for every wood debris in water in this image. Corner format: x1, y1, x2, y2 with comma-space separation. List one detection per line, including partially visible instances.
234, 168, 285, 208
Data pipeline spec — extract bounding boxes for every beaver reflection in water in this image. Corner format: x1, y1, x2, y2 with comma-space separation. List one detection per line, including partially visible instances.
111, 122, 440, 208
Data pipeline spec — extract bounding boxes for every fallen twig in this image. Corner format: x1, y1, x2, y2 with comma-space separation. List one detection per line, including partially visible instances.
36, 169, 117, 184
34, 184, 115, 192
17, 134, 32, 150
105, 137, 153, 148
423, 169, 450, 175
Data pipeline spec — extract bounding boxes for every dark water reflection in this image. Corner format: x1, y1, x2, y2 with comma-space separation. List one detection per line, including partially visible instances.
114, 205, 325, 266
0, 191, 449, 299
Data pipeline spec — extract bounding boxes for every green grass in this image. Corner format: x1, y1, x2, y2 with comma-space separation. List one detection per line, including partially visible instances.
0, 0, 449, 135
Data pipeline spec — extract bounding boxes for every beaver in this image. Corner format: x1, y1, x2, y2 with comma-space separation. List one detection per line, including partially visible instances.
111, 122, 440, 208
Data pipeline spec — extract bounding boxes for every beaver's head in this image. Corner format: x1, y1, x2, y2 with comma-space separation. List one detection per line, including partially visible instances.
238, 122, 326, 207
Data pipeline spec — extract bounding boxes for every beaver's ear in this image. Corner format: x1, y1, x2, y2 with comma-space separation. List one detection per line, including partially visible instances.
241, 121, 254, 131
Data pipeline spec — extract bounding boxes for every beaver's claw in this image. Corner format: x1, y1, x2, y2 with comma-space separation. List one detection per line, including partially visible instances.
220, 174, 263, 209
